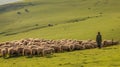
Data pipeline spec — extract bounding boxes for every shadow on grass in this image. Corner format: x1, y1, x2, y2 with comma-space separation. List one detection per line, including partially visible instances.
111, 64, 120, 67
45, 54, 56, 58
0, 56, 21, 59
58, 62, 75, 66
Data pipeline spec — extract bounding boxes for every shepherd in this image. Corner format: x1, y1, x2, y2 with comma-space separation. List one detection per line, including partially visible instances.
96, 32, 102, 49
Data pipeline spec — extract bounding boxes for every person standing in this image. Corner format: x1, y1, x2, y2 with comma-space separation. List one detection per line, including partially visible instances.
96, 32, 102, 49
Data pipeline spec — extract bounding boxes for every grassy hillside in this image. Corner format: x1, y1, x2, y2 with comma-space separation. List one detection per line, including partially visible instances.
0, 0, 120, 67
0, 45, 120, 67
0, 0, 120, 42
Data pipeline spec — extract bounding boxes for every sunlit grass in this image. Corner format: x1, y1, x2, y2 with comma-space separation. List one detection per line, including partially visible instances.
0, 0, 120, 42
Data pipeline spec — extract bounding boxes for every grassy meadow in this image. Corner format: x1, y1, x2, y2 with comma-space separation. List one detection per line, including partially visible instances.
0, 0, 120, 67
0, 0, 120, 41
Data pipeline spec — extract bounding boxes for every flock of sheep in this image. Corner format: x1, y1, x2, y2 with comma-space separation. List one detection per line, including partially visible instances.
0, 38, 119, 58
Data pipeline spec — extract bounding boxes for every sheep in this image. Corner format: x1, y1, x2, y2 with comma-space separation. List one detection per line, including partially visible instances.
0, 48, 1, 54
42, 47, 55, 56
16, 46, 24, 56
23, 40, 29, 45
37, 46, 45, 56
112, 41, 119, 45
0, 38, 119, 58
61, 45, 71, 52
1, 48, 8, 58
84, 43, 95, 49
28, 45, 38, 49
50, 44, 62, 53
103, 40, 119, 47
31, 48, 38, 56
103, 40, 113, 47
33, 38, 41, 42
8, 47, 18, 57
23, 47, 32, 57
65, 41, 75, 51
74, 44, 85, 50
88, 40, 97, 48
2, 45, 11, 48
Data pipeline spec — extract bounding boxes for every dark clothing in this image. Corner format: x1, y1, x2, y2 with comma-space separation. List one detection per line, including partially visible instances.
96, 34, 102, 48
97, 42, 102, 48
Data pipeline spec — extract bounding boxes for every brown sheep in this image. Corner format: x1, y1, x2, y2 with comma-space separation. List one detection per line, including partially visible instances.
31, 48, 38, 56
103, 40, 113, 47
16, 46, 24, 56
33, 38, 40, 42
81, 40, 89, 45
0, 42, 6, 45
90, 42, 97, 48
81, 40, 95, 49
67, 43, 75, 51
84, 43, 94, 49
0, 47, 4, 57
33, 42, 41, 46
8, 47, 18, 57
25, 38, 34, 42
111, 40, 119, 45
76, 40, 83, 44
23, 47, 32, 57
88, 40, 97, 48
41, 42, 48, 46
74, 44, 85, 50
0, 43, 4, 46
0, 48, 1, 54
1, 48, 8, 58
2, 45, 11, 48
42, 47, 54, 56
14, 42, 20, 46
37, 47, 45, 56
27, 42, 34, 46
50, 45, 62, 53
103, 40, 119, 47
29, 45, 38, 49
61, 45, 71, 52
5, 41, 11, 45
112, 41, 119, 45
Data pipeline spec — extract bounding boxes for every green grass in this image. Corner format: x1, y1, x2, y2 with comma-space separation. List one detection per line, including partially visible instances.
0, 0, 120, 42
1, 14, 119, 41
0, 45, 120, 67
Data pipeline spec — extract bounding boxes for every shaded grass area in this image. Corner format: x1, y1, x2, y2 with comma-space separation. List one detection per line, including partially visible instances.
0, 45, 120, 67
0, 2, 35, 13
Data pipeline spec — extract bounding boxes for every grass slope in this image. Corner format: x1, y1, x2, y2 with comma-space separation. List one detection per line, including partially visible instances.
0, 0, 120, 67
0, 0, 120, 42
0, 45, 120, 67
